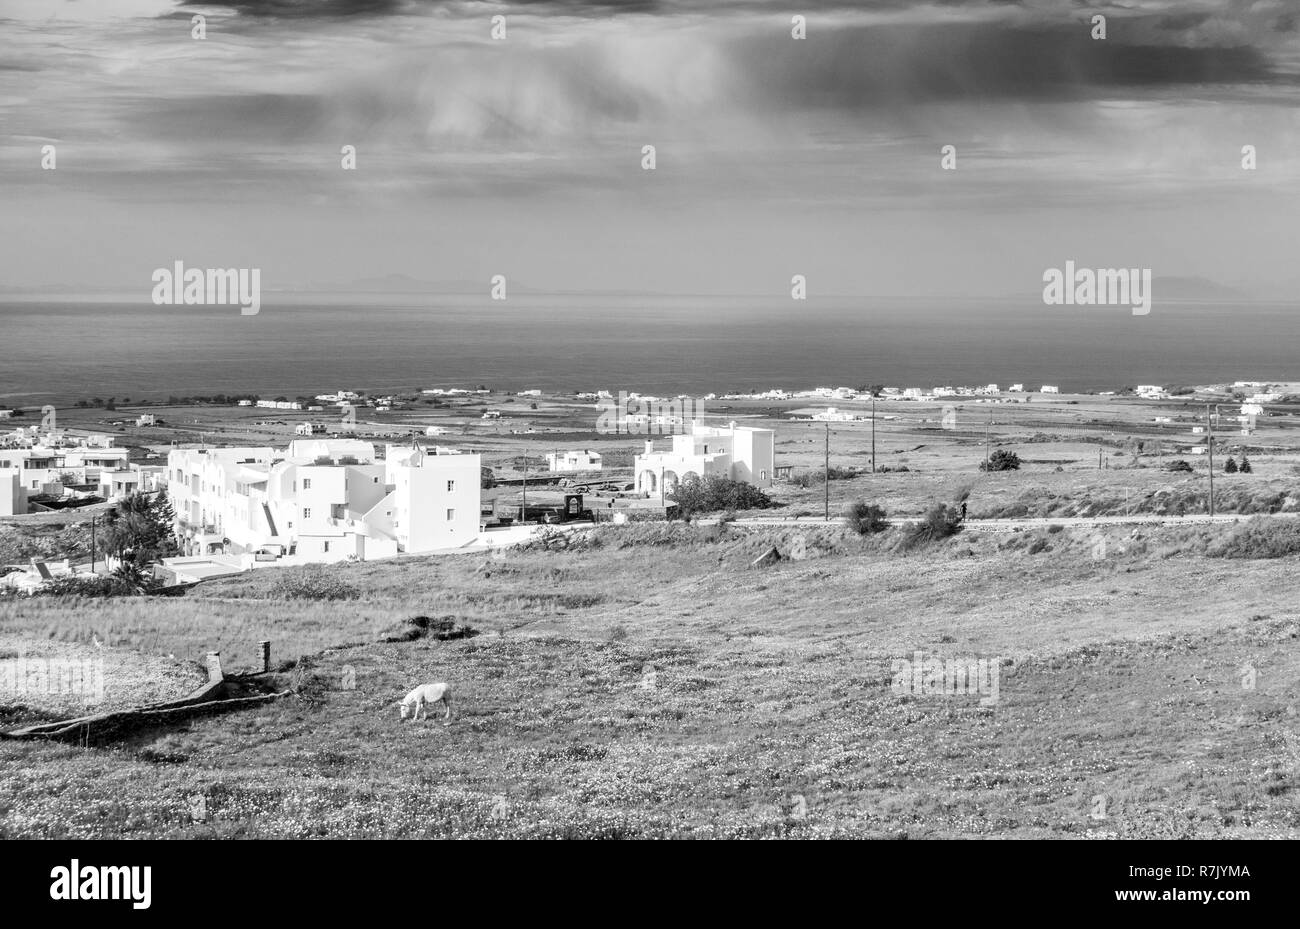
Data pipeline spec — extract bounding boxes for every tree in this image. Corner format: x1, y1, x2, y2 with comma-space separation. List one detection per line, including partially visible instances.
1239, 454, 1253, 474
980, 449, 1021, 472
99, 492, 179, 568
1224, 457, 1238, 473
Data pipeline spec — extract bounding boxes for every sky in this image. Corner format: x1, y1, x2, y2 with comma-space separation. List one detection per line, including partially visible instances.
1, 0, 1299, 297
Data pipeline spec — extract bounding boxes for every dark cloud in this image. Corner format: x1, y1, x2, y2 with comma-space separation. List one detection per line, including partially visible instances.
732, 21, 1280, 110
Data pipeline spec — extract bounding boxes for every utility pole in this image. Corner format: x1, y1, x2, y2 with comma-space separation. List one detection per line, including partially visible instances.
520, 456, 527, 523
1206, 403, 1215, 517
90, 514, 96, 573
824, 422, 830, 521
870, 399, 876, 474
985, 412, 991, 469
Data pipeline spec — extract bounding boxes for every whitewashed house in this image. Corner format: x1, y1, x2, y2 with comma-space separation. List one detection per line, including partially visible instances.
167, 439, 480, 563
546, 450, 603, 472
634, 421, 775, 495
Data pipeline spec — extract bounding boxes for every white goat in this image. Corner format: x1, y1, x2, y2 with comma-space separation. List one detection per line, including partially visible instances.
398, 683, 453, 722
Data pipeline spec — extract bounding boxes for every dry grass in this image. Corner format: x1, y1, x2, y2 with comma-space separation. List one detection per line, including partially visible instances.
2, 519, 1299, 837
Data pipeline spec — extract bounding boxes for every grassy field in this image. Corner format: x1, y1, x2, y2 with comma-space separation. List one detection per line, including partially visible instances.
2, 520, 1298, 838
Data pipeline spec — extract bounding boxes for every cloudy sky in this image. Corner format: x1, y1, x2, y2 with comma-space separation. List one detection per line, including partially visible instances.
1, 0, 1298, 297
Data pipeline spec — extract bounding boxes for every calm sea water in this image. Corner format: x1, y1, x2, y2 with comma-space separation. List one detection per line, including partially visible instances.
1, 295, 1296, 405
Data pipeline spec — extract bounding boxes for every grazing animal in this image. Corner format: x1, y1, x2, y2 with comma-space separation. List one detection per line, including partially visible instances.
92, 634, 104, 649
398, 683, 453, 722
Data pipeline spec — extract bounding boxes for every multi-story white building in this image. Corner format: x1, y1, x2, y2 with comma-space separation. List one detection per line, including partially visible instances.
1040, 385, 1060, 394
634, 421, 775, 495
546, 450, 603, 472
98, 465, 167, 501
167, 439, 480, 563
0, 445, 132, 500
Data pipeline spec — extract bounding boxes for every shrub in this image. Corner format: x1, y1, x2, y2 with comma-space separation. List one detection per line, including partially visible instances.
1239, 455, 1253, 474
37, 574, 144, 598
980, 449, 1021, 472
1207, 517, 1300, 559
670, 475, 773, 518
901, 502, 963, 550
789, 466, 857, 488
1166, 460, 1193, 473
845, 502, 889, 536
269, 565, 360, 600
1224, 457, 1238, 474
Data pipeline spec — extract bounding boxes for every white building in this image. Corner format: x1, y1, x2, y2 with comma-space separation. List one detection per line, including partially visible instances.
0, 445, 131, 499
0, 468, 25, 516
546, 450, 603, 472
1040, 385, 1060, 394
295, 422, 327, 436
1008, 384, 1024, 393
634, 421, 775, 495
810, 407, 866, 422
98, 465, 167, 501
167, 439, 480, 563
136, 414, 157, 427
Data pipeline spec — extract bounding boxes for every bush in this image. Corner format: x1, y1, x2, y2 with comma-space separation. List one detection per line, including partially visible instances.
845, 502, 889, 536
269, 565, 360, 600
901, 502, 963, 550
37, 574, 145, 598
1239, 455, 1253, 474
1224, 457, 1238, 474
1207, 517, 1300, 559
1166, 460, 1193, 473
670, 475, 773, 518
980, 449, 1021, 472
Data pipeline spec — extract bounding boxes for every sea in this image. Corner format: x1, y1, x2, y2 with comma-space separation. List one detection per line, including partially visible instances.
1, 294, 1297, 406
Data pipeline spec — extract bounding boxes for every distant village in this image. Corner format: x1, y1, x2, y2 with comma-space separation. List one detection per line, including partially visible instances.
1, 378, 1288, 594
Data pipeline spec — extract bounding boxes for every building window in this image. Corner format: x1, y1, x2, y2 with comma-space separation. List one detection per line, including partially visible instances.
446, 508, 455, 521
323, 541, 330, 553
303, 478, 312, 490
446, 480, 455, 492
303, 507, 311, 519
760, 470, 768, 480
373, 476, 379, 483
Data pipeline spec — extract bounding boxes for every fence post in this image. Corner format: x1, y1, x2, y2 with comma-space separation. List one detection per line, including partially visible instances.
204, 651, 223, 684
258, 640, 271, 673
